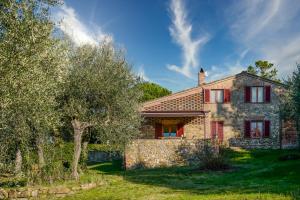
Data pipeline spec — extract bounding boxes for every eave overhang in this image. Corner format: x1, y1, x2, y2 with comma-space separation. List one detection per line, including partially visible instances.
141, 110, 209, 117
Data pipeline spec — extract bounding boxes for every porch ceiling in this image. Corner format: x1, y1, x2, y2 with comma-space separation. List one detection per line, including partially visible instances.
141, 111, 208, 117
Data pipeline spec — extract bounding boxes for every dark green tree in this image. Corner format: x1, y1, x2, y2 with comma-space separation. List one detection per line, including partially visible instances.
247, 60, 280, 82
283, 64, 300, 148
137, 82, 172, 102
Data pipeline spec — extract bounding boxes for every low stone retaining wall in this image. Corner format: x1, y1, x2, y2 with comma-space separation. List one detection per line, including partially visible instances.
125, 139, 217, 170
229, 138, 280, 149
88, 151, 121, 163
0, 182, 103, 199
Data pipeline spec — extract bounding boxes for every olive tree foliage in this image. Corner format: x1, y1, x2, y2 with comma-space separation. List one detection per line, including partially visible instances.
62, 44, 141, 180
0, 0, 69, 180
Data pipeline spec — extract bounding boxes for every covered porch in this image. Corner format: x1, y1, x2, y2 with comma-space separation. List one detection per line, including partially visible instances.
140, 111, 208, 139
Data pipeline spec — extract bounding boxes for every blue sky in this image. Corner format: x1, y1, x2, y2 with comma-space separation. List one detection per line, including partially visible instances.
53, 0, 300, 92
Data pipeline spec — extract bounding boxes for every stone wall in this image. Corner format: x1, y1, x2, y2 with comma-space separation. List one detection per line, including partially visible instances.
125, 139, 216, 170
228, 138, 279, 149
88, 151, 121, 163
0, 182, 102, 199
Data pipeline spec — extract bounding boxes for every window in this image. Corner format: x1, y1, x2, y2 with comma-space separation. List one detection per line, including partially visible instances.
245, 120, 270, 138
163, 125, 177, 137
250, 121, 263, 138
251, 87, 263, 103
210, 90, 224, 103
245, 86, 271, 103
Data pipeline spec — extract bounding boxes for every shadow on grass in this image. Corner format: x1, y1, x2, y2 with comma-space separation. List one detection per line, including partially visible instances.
88, 149, 300, 198
88, 160, 123, 175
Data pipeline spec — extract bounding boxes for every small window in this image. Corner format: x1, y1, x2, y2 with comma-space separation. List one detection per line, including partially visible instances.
251, 87, 264, 103
210, 90, 224, 103
163, 125, 177, 137
250, 121, 263, 138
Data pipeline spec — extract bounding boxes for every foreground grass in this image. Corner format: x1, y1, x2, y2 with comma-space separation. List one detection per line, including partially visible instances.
62, 149, 300, 200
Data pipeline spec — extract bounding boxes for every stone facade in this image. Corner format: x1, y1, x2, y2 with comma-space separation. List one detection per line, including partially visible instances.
203, 73, 285, 148
125, 139, 217, 169
140, 71, 291, 149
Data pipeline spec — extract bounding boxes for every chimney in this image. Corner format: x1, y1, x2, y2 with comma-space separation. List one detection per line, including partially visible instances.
198, 68, 205, 86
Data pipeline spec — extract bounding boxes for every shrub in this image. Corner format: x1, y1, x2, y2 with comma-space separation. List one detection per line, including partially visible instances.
198, 144, 230, 171
177, 140, 230, 170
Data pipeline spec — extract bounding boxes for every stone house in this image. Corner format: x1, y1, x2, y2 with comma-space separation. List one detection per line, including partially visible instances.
139, 69, 297, 149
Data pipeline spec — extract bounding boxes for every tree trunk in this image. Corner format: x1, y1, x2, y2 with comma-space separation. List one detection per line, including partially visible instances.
15, 147, 22, 176
71, 120, 84, 180
82, 141, 89, 164
71, 119, 92, 180
37, 136, 45, 168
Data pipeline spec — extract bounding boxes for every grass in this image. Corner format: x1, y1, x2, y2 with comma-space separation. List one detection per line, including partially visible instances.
61, 148, 300, 200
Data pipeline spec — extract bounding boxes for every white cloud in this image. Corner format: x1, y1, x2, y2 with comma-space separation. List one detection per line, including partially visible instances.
167, 0, 210, 78
227, 0, 300, 76
137, 66, 150, 82
206, 63, 245, 82
206, 49, 248, 82
54, 4, 113, 46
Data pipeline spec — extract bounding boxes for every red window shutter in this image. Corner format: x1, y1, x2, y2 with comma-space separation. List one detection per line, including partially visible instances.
218, 121, 224, 143
264, 120, 270, 137
224, 89, 231, 103
204, 89, 210, 103
265, 85, 271, 103
155, 123, 162, 139
244, 120, 251, 138
245, 87, 251, 103
176, 123, 184, 137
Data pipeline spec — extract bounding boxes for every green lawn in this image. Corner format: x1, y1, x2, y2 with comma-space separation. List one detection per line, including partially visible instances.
62, 149, 300, 200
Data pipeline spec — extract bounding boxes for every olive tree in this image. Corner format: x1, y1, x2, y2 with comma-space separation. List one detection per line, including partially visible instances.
63, 44, 141, 180
0, 0, 68, 176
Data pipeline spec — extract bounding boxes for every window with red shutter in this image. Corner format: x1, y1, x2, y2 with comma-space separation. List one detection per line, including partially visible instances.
244, 120, 251, 138
155, 123, 162, 139
204, 89, 210, 103
224, 89, 231, 103
264, 120, 270, 137
245, 87, 251, 102
265, 86, 271, 103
